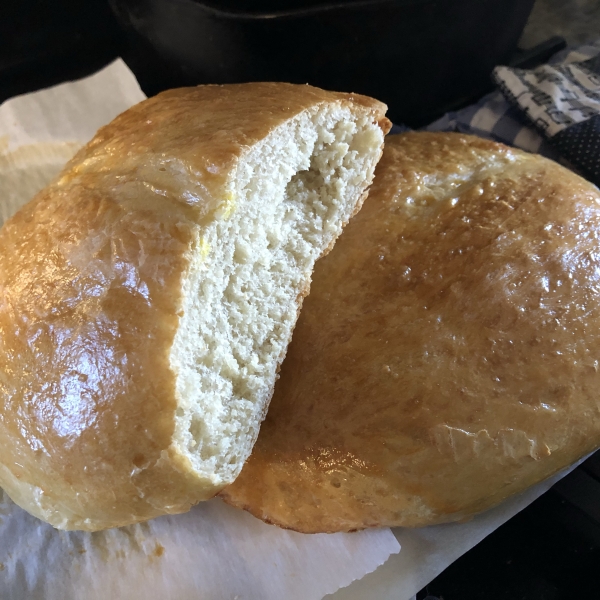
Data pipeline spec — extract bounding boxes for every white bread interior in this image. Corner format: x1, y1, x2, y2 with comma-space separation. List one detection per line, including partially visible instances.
170, 104, 384, 485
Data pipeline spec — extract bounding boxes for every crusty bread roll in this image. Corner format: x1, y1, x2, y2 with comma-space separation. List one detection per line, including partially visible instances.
221, 131, 600, 532
0, 83, 390, 531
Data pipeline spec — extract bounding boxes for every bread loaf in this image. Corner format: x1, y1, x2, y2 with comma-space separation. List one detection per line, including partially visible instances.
221, 131, 600, 532
0, 83, 390, 531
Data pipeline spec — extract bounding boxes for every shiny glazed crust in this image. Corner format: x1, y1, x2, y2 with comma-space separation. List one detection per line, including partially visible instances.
0, 83, 389, 531
221, 132, 600, 532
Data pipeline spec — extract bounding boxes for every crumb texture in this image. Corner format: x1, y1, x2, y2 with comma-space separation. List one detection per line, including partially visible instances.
170, 104, 383, 484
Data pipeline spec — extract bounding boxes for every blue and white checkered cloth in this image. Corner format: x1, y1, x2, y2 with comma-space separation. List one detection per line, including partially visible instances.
424, 38, 600, 181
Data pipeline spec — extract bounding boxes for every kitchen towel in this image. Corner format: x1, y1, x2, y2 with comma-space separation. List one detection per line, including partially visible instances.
428, 37, 600, 177
494, 39, 600, 186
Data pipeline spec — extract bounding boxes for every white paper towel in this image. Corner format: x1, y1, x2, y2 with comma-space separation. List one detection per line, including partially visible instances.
0, 59, 400, 600
0, 490, 399, 600
0, 58, 146, 152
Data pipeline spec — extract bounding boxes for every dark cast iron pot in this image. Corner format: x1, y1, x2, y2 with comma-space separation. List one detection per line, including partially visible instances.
110, 0, 536, 126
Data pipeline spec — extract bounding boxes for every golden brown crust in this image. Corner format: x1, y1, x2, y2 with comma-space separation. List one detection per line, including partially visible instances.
221, 132, 600, 532
0, 83, 389, 531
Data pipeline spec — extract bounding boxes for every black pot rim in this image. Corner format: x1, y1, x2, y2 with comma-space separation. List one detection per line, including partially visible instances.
116, 0, 434, 21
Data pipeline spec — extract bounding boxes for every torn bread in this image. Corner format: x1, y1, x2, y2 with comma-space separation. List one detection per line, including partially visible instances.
0, 83, 390, 531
